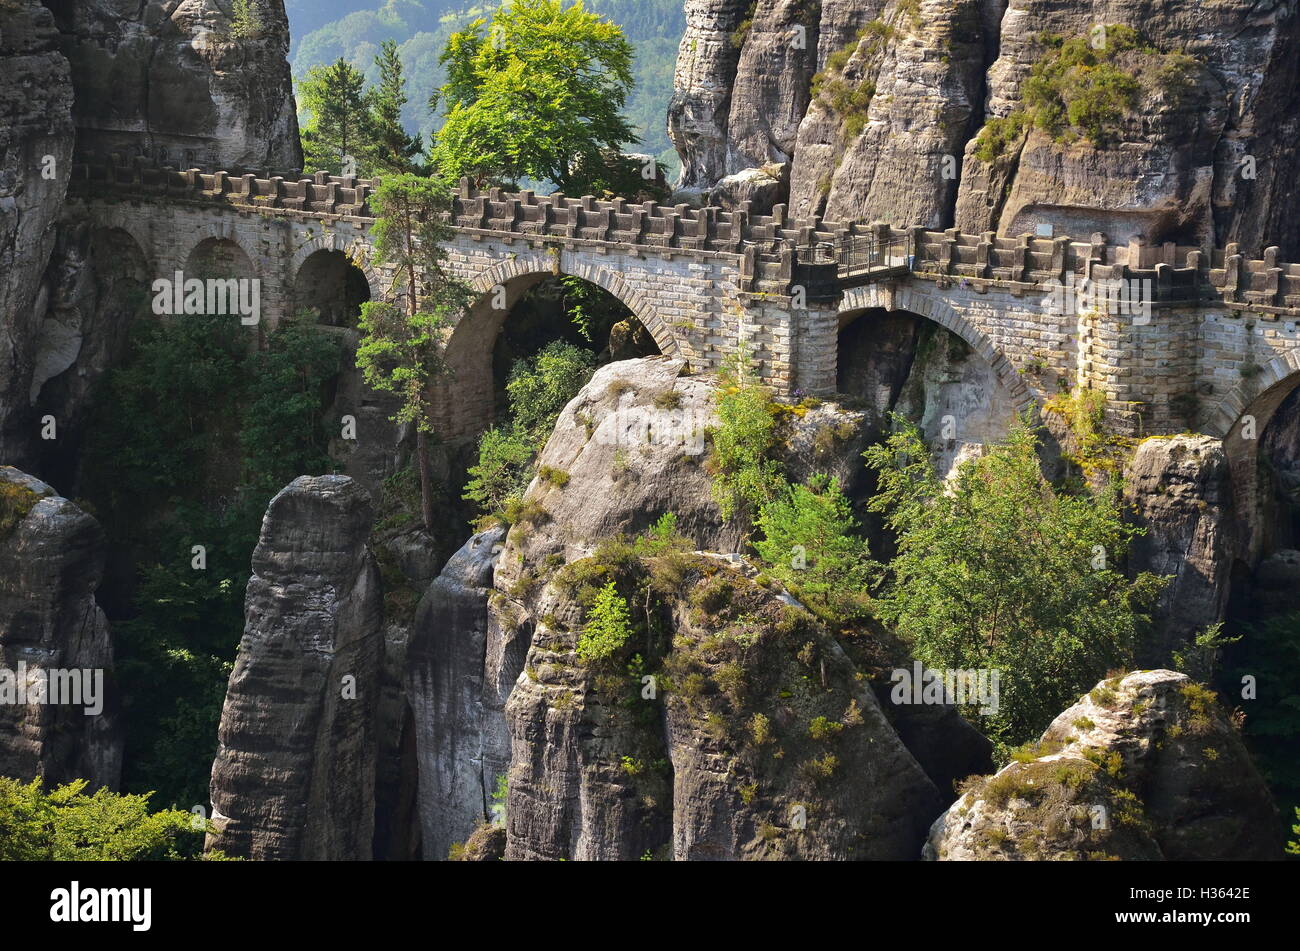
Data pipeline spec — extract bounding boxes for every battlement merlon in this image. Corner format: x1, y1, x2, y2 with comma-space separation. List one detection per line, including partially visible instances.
68, 160, 1300, 312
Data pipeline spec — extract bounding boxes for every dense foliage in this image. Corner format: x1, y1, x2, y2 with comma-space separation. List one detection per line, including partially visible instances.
289, 0, 685, 173
753, 474, 871, 617
577, 580, 634, 663
463, 340, 596, 523
430, 0, 639, 193
0, 777, 221, 861
1222, 610, 1300, 844
863, 417, 1166, 752
708, 354, 784, 525
81, 311, 342, 809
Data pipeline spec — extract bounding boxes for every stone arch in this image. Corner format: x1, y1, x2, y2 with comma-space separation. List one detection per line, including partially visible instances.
836, 283, 1033, 414
1210, 366, 1300, 565
182, 233, 259, 282
835, 284, 1033, 478
1204, 354, 1300, 439
433, 249, 677, 440
292, 249, 372, 327
462, 249, 686, 360
291, 230, 385, 304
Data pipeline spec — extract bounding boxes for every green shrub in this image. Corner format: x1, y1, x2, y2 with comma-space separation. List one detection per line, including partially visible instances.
506, 340, 597, 443
463, 425, 537, 521
753, 473, 872, 619
0, 777, 220, 861
709, 349, 784, 523
577, 581, 634, 664
864, 415, 1166, 752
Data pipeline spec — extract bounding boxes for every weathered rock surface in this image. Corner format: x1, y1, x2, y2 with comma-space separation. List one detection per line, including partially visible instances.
406, 526, 510, 862
505, 555, 945, 860
207, 475, 382, 860
925, 669, 1279, 860
708, 164, 786, 215
0, 467, 121, 789
673, 0, 1300, 256
955, 0, 1300, 255
790, 0, 988, 225
492, 358, 742, 601
1124, 435, 1235, 664
0, 1, 75, 465
54, 0, 302, 169
668, 0, 751, 195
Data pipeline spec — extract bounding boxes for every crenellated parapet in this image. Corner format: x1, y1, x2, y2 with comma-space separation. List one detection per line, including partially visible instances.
72, 159, 1300, 316
70, 159, 376, 218
65, 158, 1300, 444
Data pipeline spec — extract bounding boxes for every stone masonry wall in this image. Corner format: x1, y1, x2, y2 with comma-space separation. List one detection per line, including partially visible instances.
63, 163, 1300, 444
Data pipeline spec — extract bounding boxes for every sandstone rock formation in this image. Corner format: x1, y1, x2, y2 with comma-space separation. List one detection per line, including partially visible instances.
492, 357, 743, 601
925, 669, 1279, 860
406, 526, 509, 862
955, 0, 1300, 255
1124, 435, 1235, 664
668, 0, 751, 197
673, 0, 1300, 256
207, 475, 382, 860
55, 0, 302, 169
708, 164, 786, 215
0, 1, 75, 464
789, 0, 988, 226
0, 466, 121, 790
504, 555, 944, 860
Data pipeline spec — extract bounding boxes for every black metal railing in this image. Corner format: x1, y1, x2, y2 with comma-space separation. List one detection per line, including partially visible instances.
839, 232, 913, 277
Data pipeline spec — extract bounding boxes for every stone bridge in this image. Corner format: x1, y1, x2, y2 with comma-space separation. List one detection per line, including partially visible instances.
67, 160, 1300, 451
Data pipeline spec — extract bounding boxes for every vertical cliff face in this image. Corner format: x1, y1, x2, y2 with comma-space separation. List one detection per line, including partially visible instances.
207, 476, 383, 860
1124, 435, 1236, 664
790, 0, 989, 225
953, 0, 1300, 252
54, 0, 302, 169
406, 526, 509, 862
668, 0, 751, 195
673, 0, 1300, 255
0, 467, 121, 790
0, 1, 75, 465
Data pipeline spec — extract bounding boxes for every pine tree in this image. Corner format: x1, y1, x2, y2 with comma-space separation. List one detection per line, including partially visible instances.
298, 58, 371, 175
355, 175, 474, 532
368, 40, 423, 174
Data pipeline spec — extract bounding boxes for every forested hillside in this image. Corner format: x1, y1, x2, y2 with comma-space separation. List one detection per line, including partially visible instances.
287, 0, 683, 173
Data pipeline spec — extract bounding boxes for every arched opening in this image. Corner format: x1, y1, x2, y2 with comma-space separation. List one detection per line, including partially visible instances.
836, 307, 1021, 482
294, 250, 371, 327
185, 237, 257, 283
1216, 374, 1300, 828
437, 271, 661, 442
35, 226, 152, 492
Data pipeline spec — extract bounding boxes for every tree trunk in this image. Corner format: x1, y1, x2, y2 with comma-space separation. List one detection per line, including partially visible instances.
416, 429, 434, 533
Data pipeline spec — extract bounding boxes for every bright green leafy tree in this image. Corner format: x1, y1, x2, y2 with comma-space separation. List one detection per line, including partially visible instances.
0, 777, 223, 861
754, 473, 872, 617
863, 416, 1166, 752
577, 580, 634, 664
430, 0, 637, 193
